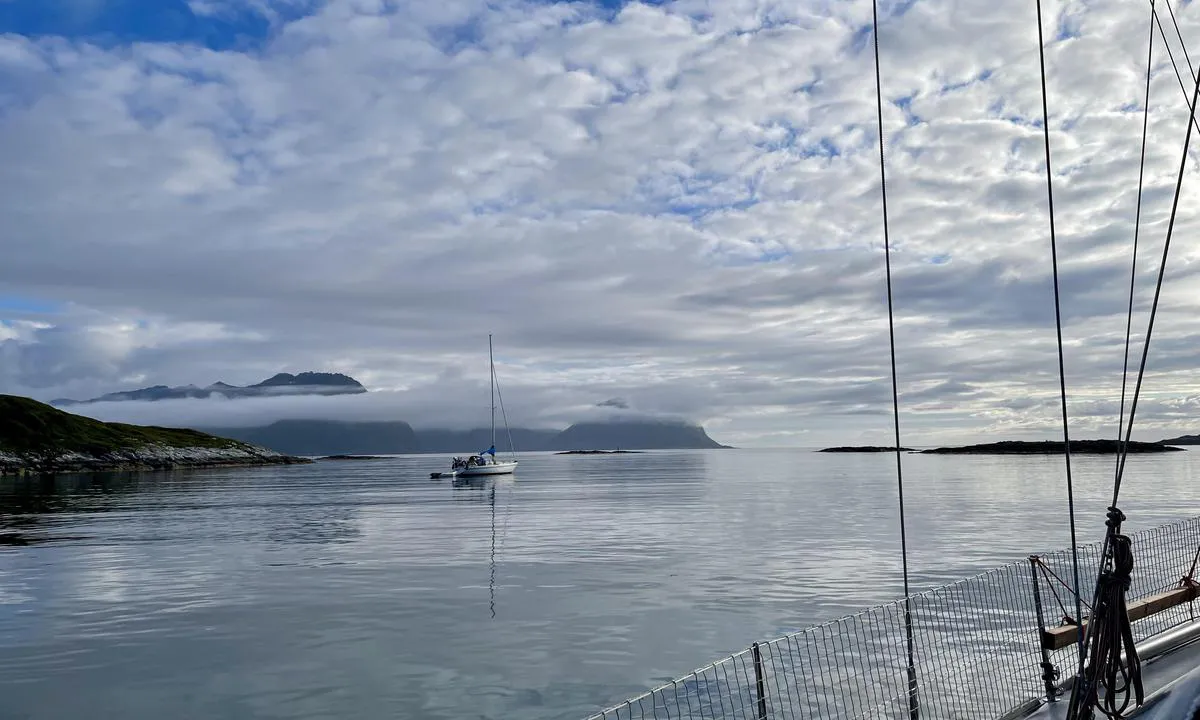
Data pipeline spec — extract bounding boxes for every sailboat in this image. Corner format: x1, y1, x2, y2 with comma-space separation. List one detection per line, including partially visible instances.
437, 335, 517, 478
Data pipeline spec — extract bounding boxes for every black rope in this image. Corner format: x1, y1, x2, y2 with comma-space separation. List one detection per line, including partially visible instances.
870, 3, 918, 718
1033, 0, 1086, 678
1070, 3, 1200, 716
1075, 510, 1145, 718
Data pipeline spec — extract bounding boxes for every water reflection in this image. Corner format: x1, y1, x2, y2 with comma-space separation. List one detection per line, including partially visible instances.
5, 450, 1200, 720
450, 476, 492, 494
450, 477, 503, 618
490, 483, 497, 619
0, 472, 140, 512
0, 473, 141, 545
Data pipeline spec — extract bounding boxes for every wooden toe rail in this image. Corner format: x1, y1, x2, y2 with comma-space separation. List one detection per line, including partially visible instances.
1041, 584, 1200, 651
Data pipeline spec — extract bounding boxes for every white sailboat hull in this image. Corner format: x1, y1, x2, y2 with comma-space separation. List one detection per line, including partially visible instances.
455, 460, 517, 477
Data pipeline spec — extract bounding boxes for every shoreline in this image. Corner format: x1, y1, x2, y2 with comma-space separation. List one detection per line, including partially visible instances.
554, 449, 644, 455
0, 445, 311, 476
819, 446, 913, 453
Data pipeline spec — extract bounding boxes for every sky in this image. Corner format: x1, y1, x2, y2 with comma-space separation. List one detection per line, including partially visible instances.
3, 0, 1200, 446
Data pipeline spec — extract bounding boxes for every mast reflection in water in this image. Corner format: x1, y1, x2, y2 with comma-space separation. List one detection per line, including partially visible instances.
451, 476, 503, 619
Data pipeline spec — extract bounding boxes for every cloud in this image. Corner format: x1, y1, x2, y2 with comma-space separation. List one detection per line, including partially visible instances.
3, 0, 1200, 446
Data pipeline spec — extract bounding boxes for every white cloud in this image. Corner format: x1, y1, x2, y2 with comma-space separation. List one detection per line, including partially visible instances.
3, 0, 1200, 445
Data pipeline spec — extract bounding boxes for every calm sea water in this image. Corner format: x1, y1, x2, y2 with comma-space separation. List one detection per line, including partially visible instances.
2, 448, 1199, 719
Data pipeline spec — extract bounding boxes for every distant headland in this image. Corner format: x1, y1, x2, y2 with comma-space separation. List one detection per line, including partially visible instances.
0, 395, 309, 475
204, 419, 729, 456
1158, 434, 1200, 445
820, 440, 1183, 455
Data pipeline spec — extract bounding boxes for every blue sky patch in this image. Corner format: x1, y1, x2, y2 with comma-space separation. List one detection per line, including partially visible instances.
850, 23, 873, 54
799, 137, 840, 159
896, 94, 921, 127
940, 68, 992, 95
524, 0, 669, 24
886, 0, 918, 16
0, 0, 277, 51
0, 294, 61, 314
1055, 11, 1081, 42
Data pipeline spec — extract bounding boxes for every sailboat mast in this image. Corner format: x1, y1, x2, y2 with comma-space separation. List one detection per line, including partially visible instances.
489, 334, 495, 450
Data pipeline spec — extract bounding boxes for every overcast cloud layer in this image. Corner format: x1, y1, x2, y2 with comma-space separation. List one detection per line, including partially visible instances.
4, 0, 1200, 446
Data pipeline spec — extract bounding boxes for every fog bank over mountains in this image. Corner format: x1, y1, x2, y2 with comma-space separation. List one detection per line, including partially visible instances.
53, 372, 365, 405
62, 372, 730, 450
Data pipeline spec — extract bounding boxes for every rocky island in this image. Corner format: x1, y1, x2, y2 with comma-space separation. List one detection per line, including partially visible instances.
818, 440, 1183, 455
819, 446, 914, 453
919, 440, 1181, 454
0, 395, 309, 475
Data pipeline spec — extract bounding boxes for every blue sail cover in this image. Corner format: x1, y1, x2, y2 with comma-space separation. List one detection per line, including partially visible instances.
482, 445, 496, 456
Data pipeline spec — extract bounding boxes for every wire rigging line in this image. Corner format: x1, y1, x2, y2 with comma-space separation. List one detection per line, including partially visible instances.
1032, 0, 1086, 679
869, 3, 918, 718
1152, 0, 1200, 119
1070, 2, 1200, 716
1162, 0, 1194, 83
1150, 0, 1200, 174
492, 359, 517, 460
1112, 19, 1200, 512
1116, 2, 1156, 497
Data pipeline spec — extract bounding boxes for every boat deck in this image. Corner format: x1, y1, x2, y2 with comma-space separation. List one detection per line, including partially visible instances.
1025, 626, 1200, 719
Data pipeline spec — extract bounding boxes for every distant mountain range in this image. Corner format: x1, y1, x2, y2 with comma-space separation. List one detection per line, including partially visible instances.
45, 374, 727, 452
52, 372, 366, 406
201, 419, 728, 456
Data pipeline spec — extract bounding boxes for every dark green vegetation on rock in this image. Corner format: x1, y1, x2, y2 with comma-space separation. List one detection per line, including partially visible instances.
0, 395, 307, 474
0, 395, 238, 454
